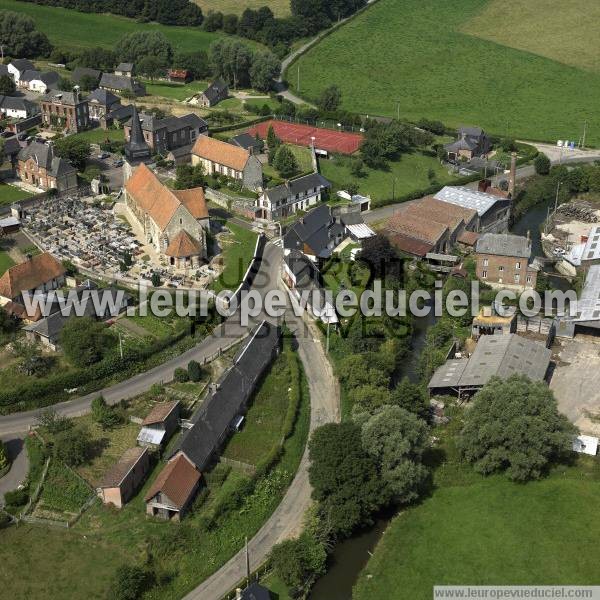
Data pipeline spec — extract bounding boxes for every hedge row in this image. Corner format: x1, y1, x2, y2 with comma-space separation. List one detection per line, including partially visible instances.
0, 327, 191, 414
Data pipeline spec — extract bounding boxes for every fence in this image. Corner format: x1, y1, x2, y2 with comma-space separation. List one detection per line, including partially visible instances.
219, 457, 256, 476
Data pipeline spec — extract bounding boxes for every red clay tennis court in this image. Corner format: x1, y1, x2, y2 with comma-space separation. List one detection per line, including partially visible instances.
247, 119, 363, 155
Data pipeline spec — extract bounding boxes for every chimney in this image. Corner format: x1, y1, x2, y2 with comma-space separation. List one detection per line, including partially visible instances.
235, 589, 243, 600
508, 152, 517, 198
72, 85, 80, 104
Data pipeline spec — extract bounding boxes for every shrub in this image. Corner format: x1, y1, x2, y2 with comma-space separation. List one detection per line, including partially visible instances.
173, 367, 189, 383
53, 427, 91, 467
187, 360, 203, 382
4, 488, 28, 507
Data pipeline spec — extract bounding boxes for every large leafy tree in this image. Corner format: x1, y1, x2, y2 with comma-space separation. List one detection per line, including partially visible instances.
358, 234, 404, 282
59, 316, 114, 367
172, 50, 211, 80
249, 50, 280, 92
115, 31, 173, 67
316, 84, 342, 112
308, 421, 384, 537
0, 10, 51, 58
458, 375, 575, 482
362, 405, 429, 504
54, 136, 91, 171
0, 74, 15, 96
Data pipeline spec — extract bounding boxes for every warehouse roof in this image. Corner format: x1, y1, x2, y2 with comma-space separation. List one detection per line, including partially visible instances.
475, 233, 532, 259
434, 186, 504, 217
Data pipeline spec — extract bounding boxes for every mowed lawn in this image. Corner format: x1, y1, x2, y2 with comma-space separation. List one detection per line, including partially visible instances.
0, 0, 258, 53
463, 0, 600, 74
290, 0, 600, 145
0, 250, 15, 275
213, 221, 258, 293
354, 455, 600, 600
0, 182, 34, 206
320, 151, 457, 206
194, 0, 290, 18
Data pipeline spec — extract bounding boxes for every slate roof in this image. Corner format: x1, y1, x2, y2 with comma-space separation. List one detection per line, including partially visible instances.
241, 583, 271, 600
230, 132, 262, 152
264, 173, 330, 205
0, 95, 38, 114
88, 88, 118, 105
3, 136, 21, 156
130, 112, 206, 134
71, 67, 101, 84
175, 321, 281, 471
142, 400, 180, 426
10, 59, 34, 73
108, 103, 134, 122
428, 334, 551, 390
100, 73, 142, 93
0, 252, 65, 300
167, 143, 194, 159
21, 70, 59, 87
475, 233, 532, 259
200, 79, 228, 104
144, 453, 201, 509
125, 163, 208, 229
116, 62, 133, 73
41, 89, 85, 106
18, 142, 77, 178
192, 135, 250, 172
283, 204, 336, 258
97, 447, 148, 488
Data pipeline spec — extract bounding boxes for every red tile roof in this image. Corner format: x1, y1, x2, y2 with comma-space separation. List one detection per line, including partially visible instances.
192, 135, 250, 172
142, 400, 180, 426
386, 209, 448, 244
125, 163, 208, 230
385, 231, 433, 257
144, 453, 201, 510
457, 230, 480, 246
165, 230, 203, 258
0, 253, 65, 300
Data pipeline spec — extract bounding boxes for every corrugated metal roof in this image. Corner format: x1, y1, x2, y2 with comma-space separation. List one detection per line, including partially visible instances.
434, 186, 501, 217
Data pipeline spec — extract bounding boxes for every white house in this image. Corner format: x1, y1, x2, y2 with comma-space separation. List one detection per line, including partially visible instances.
0, 95, 39, 119
7, 59, 35, 83
20, 70, 59, 94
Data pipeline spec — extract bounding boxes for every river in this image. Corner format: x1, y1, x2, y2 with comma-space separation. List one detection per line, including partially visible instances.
309, 311, 436, 600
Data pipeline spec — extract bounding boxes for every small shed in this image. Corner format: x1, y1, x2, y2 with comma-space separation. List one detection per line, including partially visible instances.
97, 447, 150, 508
137, 400, 181, 449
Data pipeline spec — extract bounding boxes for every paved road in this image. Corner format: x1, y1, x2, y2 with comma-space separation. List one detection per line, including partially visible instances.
363, 146, 600, 225
0, 434, 29, 506
0, 243, 282, 437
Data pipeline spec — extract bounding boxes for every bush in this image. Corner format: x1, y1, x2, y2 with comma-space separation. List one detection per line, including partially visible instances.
187, 360, 203, 382
112, 564, 151, 600
173, 367, 190, 383
4, 488, 28, 507
53, 427, 91, 467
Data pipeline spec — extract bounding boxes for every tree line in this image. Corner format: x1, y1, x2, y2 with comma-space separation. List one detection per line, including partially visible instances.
18, 0, 203, 26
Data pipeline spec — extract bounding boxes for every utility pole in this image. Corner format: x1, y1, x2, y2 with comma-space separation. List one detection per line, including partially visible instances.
297, 64, 300, 93
582, 120, 588, 149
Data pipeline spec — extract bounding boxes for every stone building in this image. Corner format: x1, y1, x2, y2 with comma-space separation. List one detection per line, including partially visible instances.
17, 142, 78, 192
40, 88, 90, 133
124, 163, 209, 268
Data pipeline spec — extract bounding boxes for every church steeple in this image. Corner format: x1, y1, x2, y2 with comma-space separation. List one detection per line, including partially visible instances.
124, 104, 151, 164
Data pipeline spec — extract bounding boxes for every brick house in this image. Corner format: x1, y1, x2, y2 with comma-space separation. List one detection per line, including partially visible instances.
0, 252, 66, 305
17, 142, 78, 192
194, 79, 228, 107
40, 89, 90, 133
124, 112, 207, 155
145, 452, 201, 521
191, 135, 263, 191
124, 163, 209, 267
475, 233, 538, 290
444, 126, 491, 162
97, 447, 150, 508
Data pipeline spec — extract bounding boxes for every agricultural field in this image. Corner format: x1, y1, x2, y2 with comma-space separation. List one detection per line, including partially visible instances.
194, 0, 290, 18
289, 0, 600, 145
0, 0, 261, 53
353, 429, 600, 600
320, 151, 458, 206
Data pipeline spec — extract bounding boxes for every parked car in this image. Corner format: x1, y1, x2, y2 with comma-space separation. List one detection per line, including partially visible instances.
97, 152, 110, 160
112, 159, 124, 167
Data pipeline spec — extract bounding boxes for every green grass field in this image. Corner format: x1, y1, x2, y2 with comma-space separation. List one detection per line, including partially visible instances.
72, 127, 124, 144
144, 80, 209, 101
0, 182, 34, 206
354, 427, 600, 600
463, 0, 600, 74
212, 221, 258, 293
0, 0, 259, 53
194, 0, 290, 18
320, 151, 457, 206
289, 0, 600, 145
0, 250, 15, 275
263, 144, 314, 183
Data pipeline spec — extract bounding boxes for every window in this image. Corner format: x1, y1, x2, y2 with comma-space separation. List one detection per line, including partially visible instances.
483, 258, 489, 267
482, 270, 487, 279
526, 275, 532, 284
515, 261, 521, 269
514, 274, 520, 283
498, 265, 504, 272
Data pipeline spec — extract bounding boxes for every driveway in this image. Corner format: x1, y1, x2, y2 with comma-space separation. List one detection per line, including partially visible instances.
0, 434, 29, 506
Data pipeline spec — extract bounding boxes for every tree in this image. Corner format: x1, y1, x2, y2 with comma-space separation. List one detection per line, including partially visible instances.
112, 564, 149, 600
362, 406, 429, 503
77, 74, 97, 92
316, 84, 342, 112
209, 39, 253, 89
174, 367, 189, 383
174, 164, 205, 190
270, 533, 327, 597
249, 50, 280, 92
54, 136, 91, 171
37, 408, 73, 434
136, 55, 166, 81
115, 31, 173, 67
203, 11, 223, 32
172, 50, 211, 80
534, 152, 551, 175
72, 47, 117, 71
53, 426, 91, 466
187, 360, 203, 382
350, 157, 365, 177
0, 305, 18, 334
58, 76, 72, 92
222, 14, 239, 34
91, 396, 121, 430
390, 377, 430, 421
458, 375, 576, 482
60, 316, 114, 367
266, 124, 281, 164
273, 145, 299, 178
588, 167, 600, 193
0, 74, 15, 95
359, 234, 404, 281
309, 422, 384, 536
151, 271, 161, 287
0, 10, 51, 58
